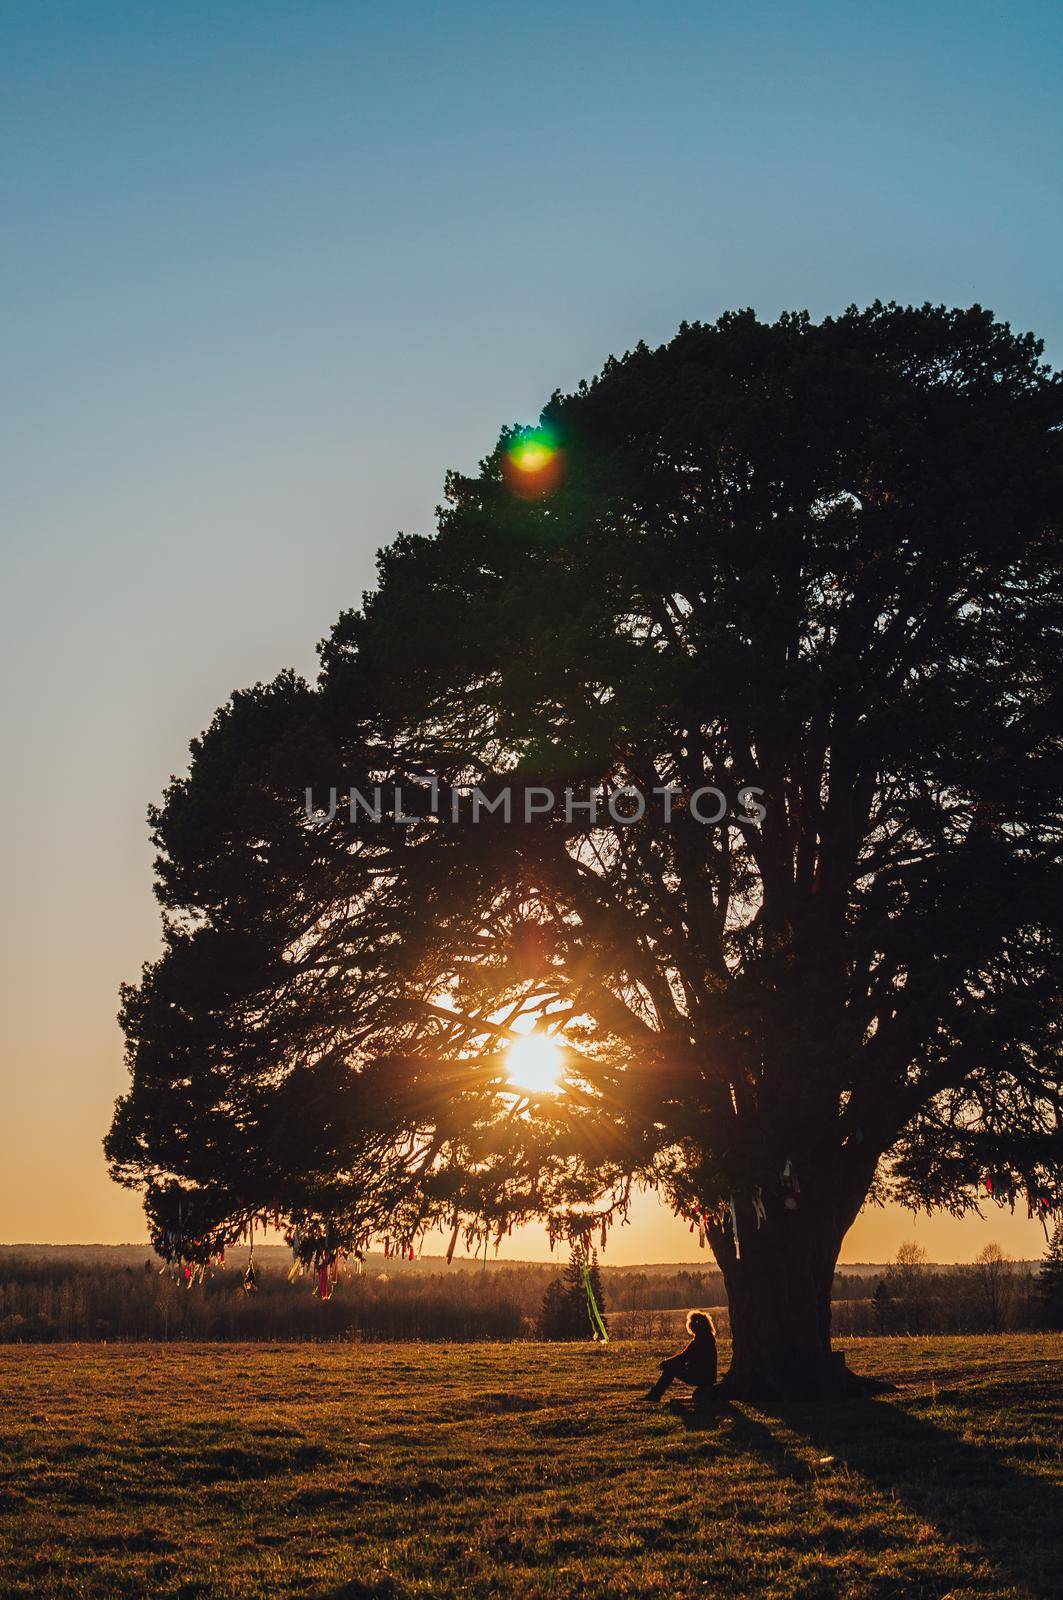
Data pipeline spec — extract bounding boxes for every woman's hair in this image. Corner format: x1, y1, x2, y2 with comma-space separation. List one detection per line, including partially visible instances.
686, 1310, 716, 1337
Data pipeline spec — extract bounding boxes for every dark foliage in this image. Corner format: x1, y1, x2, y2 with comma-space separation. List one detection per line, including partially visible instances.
1038, 1218, 1063, 1329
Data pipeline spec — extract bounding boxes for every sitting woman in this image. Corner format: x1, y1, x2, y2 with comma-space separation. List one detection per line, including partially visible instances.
643, 1311, 718, 1404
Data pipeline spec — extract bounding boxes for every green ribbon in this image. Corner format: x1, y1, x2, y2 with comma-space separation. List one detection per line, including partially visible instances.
581, 1259, 610, 1343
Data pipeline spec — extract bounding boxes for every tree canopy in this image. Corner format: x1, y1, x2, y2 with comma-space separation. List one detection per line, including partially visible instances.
107, 303, 1063, 1395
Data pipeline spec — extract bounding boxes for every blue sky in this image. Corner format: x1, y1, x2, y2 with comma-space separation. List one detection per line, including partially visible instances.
2, 0, 1060, 1253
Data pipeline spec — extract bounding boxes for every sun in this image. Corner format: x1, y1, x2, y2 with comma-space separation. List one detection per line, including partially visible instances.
506, 1033, 563, 1095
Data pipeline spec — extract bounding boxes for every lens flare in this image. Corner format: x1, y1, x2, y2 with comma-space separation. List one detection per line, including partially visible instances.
503, 428, 564, 498
511, 440, 552, 472
506, 1033, 563, 1095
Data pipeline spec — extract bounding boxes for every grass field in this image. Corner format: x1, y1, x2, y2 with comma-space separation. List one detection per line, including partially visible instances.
1, 1335, 1060, 1599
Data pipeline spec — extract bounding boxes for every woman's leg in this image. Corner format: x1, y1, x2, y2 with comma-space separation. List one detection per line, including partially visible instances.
645, 1357, 680, 1401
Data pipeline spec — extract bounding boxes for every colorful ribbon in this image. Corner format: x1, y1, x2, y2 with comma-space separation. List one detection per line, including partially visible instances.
581, 1258, 609, 1343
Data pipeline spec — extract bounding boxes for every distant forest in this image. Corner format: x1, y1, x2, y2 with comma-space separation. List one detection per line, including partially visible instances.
0, 1245, 1049, 1344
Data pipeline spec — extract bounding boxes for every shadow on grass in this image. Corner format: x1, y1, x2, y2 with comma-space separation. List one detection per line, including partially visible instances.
672, 1390, 1063, 1599
171, 1440, 332, 1483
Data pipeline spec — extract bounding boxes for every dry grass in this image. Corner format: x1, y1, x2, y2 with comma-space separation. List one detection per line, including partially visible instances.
1, 1334, 1060, 1598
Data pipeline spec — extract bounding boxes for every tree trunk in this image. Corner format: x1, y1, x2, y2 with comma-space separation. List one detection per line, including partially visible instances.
709, 1202, 865, 1401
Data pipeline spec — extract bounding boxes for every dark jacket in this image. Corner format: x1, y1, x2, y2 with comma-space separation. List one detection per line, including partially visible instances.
666, 1328, 717, 1385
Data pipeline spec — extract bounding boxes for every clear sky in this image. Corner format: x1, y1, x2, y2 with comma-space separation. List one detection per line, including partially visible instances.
2, 1, 1060, 1261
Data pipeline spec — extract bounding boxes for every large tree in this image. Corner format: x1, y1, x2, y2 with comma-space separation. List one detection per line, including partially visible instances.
107, 304, 1063, 1397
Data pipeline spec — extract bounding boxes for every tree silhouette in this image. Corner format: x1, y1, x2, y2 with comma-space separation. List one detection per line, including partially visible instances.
537, 1249, 608, 1340
107, 304, 1063, 1397
882, 1241, 933, 1335
971, 1242, 1014, 1334
1038, 1219, 1063, 1330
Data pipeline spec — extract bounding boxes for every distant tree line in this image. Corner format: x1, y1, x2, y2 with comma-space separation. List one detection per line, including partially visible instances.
834, 1235, 1063, 1337
2, 1227, 1060, 1343
0, 1258, 525, 1343
0, 1255, 791, 1344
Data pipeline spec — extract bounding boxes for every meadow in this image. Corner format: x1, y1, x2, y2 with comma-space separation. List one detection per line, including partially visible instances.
0, 1334, 1060, 1599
